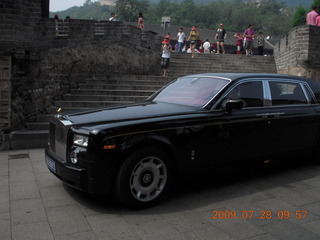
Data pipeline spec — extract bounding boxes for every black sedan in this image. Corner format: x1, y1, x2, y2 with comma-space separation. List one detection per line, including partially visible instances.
45, 73, 320, 208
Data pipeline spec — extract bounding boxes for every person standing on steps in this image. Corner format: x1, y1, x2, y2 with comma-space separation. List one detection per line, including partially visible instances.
234, 31, 244, 54
306, 5, 319, 25
161, 39, 172, 77
244, 24, 254, 56
109, 12, 117, 21
257, 32, 265, 55
173, 27, 186, 52
215, 24, 227, 54
203, 39, 211, 54
187, 26, 200, 58
137, 12, 144, 29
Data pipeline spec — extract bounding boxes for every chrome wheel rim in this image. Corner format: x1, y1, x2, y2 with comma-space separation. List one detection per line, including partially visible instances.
130, 156, 167, 202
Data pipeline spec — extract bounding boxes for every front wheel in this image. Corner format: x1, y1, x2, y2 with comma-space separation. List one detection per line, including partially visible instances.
115, 147, 172, 209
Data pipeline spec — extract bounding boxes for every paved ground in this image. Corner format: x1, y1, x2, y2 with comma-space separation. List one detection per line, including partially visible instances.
1, 148, 320, 240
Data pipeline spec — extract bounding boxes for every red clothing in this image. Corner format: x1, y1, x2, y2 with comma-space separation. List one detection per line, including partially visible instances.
244, 29, 254, 41
306, 10, 319, 25
137, 17, 144, 29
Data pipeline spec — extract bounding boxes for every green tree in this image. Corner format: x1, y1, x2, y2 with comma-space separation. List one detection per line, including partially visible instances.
84, 0, 92, 5
115, 0, 149, 22
311, 0, 320, 8
291, 6, 307, 27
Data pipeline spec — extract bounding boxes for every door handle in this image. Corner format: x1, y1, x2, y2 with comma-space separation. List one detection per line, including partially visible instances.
256, 112, 285, 118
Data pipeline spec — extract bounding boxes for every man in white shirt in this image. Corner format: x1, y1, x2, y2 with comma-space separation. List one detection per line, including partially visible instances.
109, 13, 117, 21
174, 28, 186, 52
203, 39, 211, 54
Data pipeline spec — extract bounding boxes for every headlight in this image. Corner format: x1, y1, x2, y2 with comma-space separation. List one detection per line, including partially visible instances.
73, 134, 89, 147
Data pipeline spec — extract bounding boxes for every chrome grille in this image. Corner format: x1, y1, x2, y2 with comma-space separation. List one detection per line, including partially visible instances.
49, 118, 70, 162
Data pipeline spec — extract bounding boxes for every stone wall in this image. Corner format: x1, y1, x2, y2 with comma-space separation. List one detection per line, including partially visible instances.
0, 56, 11, 149
9, 21, 162, 129
0, 0, 163, 149
0, 0, 44, 50
274, 25, 320, 82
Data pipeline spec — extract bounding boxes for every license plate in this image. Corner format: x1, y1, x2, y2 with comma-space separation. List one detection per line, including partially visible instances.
46, 155, 56, 173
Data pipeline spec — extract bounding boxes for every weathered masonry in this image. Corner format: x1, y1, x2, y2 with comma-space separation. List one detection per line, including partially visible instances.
0, 56, 11, 147
1, 0, 320, 149
274, 25, 320, 82
0, 0, 162, 149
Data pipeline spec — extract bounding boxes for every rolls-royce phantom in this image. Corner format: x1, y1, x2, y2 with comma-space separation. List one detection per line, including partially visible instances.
45, 73, 320, 208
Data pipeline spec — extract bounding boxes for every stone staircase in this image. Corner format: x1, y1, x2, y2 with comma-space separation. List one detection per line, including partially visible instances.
169, 53, 277, 78
9, 53, 277, 149
9, 75, 173, 149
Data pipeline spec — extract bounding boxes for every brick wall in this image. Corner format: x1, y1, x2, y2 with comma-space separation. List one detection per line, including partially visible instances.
9, 20, 162, 129
0, 0, 163, 149
0, 56, 11, 149
274, 25, 320, 82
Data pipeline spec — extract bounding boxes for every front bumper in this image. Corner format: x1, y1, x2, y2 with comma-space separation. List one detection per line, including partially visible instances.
45, 149, 111, 194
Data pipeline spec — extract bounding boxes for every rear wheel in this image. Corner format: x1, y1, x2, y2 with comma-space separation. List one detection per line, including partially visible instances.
115, 147, 171, 209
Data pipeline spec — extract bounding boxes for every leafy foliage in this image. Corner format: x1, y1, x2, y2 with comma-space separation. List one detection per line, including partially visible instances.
290, 0, 320, 28
312, 0, 320, 9
50, 1, 113, 20
115, 0, 149, 22
50, 0, 314, 36
291, 6, 307, 27
145, 0, 292, 36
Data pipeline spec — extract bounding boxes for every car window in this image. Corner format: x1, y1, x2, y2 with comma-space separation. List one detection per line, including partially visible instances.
219, 81, 264, 109
269, 82, 308, 106
153, 77, 230, 107
302, 84, 317, 104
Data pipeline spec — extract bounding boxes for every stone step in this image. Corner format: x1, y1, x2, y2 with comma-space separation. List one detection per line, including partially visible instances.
168, 69, 277, 76
63, 94, 149, 102
69, 89, 156, 96
78, 84, 163, 91
26, 122, 49, 131
169, 65, 276, 71
170, 57, 276, 63
54, 100, 134, 108
88, 74, 174, 82
10, 130, 48, 149
46, 107, 92, 113
37, 114, 54, 122
83, 78, 173, 85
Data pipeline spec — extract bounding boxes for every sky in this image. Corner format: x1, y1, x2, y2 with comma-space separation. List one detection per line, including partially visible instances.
50, 0, 98, 12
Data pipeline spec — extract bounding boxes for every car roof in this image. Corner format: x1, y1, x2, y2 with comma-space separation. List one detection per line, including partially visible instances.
183, 72, 320, 102
182, 73, 315, 83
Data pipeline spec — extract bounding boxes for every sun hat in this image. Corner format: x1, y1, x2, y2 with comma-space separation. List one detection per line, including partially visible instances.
191, 26, 197, 30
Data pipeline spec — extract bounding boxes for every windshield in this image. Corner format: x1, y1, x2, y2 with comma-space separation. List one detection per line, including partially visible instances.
151, 77, 230, 107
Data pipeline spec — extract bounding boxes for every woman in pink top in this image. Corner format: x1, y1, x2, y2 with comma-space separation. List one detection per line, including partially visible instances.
244, 25, 254, 56
306, 6, 319, 25
316, 15, 320, 26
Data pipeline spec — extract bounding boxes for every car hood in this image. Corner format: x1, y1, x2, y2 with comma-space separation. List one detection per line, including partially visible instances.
61, 101, 198, 126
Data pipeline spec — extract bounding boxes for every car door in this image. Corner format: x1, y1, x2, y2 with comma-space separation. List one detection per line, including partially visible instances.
267, 80, 320, 156
208, 80, 271, 163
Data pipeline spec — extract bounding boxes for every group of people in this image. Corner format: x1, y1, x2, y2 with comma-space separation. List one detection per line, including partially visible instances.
107, 12, 267, 75
234, 25, 265, 56
160, 24, 267, 76
306, 5, 320, 26
170, 24, 265, 57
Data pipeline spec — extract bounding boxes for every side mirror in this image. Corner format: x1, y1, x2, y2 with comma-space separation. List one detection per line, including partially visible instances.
225, 100, 243, 114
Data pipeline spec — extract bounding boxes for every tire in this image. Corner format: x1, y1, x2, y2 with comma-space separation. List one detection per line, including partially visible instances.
115, 147, 171, 209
